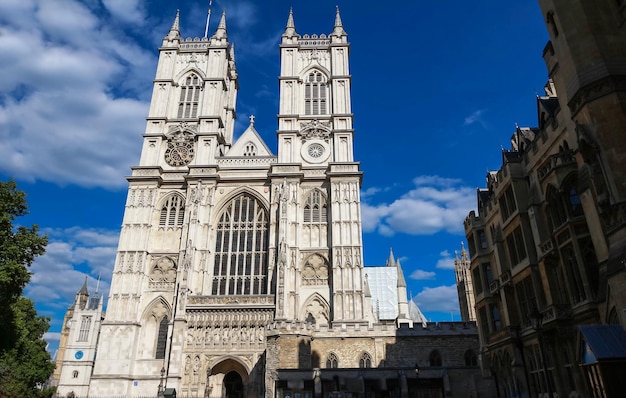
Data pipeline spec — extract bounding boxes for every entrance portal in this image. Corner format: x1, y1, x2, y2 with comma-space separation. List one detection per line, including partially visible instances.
224, 371, 244, 398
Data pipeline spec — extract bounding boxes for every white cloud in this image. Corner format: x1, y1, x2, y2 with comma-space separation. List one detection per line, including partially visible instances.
25, 227, 119, 311
436, 250, 456, 270
409, 269, 436, 280
0, 0, 153, 188
361, 175, 475, 236
464, 109, 486, 126
413, 285, 460, 313
102, 0, 146, 24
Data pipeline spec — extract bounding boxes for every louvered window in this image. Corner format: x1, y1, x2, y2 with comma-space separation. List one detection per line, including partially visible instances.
303, 190, 327, 224
304, 71, 327, 115
159, 195, 185, 227
177, 74, 202, 119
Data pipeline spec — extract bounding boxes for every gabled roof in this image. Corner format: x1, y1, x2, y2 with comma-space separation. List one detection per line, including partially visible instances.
579, 324, 626, 363
226, 119, 274, 157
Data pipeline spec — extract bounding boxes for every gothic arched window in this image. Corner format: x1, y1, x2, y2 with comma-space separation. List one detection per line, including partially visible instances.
326, 352, 338, 368
159, 194, 185, 227
72, 370, 79, 379
304, 71, 327, 115
178, 73, 202, 119
464, 349, 478, 366
429, 350, 442, 367
243, 142, 257, 157
303, 190, 327, 224
155, 316, 168, 359
359, 352, 372, 368
212, 193, 269, 295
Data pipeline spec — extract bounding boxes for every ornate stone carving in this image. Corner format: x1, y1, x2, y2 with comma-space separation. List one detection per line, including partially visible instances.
301, 254, 329, 286
299, 119, 331, 141
150, 256, 177, 283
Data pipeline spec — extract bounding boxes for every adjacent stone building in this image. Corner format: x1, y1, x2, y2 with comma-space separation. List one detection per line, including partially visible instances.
54, 8, 491, 398
464, 1, 626, 397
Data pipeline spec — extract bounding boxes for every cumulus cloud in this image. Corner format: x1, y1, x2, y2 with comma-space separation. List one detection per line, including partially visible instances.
435, 250, 456, 270
361, 175, 475, 236
25, 227, 119, 318
0, 0, 153, 188
413, 285, 460, 313
409, 269, 436, 280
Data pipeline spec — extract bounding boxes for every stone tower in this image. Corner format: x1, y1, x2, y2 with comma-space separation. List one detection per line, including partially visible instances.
87, 8, 374, 397
453, 243, 475, 322
55, 278, 104, 397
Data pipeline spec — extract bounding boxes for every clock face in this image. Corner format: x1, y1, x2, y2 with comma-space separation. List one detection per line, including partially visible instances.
74, 350, 84, 360
165, 141, 194, 167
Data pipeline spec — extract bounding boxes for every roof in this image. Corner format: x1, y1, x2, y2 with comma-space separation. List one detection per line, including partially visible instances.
579, 324, 626, 363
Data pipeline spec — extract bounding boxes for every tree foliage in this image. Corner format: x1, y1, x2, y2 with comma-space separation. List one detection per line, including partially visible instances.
0, 180, 53, 397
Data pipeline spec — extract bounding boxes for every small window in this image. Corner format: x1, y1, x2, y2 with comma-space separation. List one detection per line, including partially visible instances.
429, 350, 442, 367
243, 142, 256, 157
359, 352, 372, 368
304, 71, 327, 115
464, 350, 478, 366
326, 352, 338, 368
177, 73, 202, 119
159, 195, 185, 227
72, 370, 79, 379
77, 316, 91, 342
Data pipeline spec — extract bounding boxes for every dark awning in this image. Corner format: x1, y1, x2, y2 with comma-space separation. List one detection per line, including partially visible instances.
579, 324, 626, 364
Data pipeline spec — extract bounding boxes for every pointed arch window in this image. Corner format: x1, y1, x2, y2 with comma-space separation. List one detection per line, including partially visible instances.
159, 195, 185, 227
212, 193, 269, 295
429, 350, 442, 367
326, 352, 338, 368
304, 71, 327, 115
177, 73, 202, 119
304, 190, 327, 224
359, 352, 372, 368
77, 316, 91, 342
155, 315, 168, 359
464, 349, 478, 366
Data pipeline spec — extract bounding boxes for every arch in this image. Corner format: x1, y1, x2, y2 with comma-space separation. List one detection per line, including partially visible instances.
359, 352, 372, 368
212, 192, 270, 295
243, 141, 257, 157
175, 67, 207, 82
158, 192, 186, 227
212, 188, 270, 217
206, 357, 251, 398
300, 292, 330, 325
303, 189, 328, 223
299, 65, 331, 81
149, 256, 177, 283
176, 71, 204, 119
464, 349, 478, 366
138, 297, 172, 359
429, 350, 442, 367
326, 352, 339, 368
301, 67, 329, 116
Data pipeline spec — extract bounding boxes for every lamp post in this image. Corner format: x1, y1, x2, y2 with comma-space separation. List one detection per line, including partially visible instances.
157, 366, 166, 398
529, 308, 554, 398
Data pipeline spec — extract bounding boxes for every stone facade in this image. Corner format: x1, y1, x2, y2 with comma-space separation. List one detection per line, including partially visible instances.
55, 8, 490, 398
464, 1, 626, 397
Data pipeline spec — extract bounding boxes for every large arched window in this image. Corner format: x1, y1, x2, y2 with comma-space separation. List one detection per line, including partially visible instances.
326, 352, 338, 368
212, 193, 269, 295
304, 71, 327, 115
159, 194, 185, 227
178, 73, 202, 119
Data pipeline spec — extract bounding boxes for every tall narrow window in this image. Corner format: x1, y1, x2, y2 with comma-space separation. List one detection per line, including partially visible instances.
304, 71, 327, 115
303, 190, 327, 223
159, 195, 185, 227
464, 350, 478, 366
177, 73, 202, 119
155, 316, 168, 359
77, 316, 91, 342
212, 193, 269, 295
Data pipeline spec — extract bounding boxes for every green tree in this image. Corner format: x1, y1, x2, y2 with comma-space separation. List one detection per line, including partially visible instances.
0, 180, 54, 397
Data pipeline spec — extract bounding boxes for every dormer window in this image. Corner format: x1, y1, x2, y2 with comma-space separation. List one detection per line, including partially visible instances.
304, 71, 327, 115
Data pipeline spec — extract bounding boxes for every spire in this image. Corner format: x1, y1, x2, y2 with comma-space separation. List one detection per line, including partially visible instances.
213, 11, 227, 39
396, 259, 407, 288
386, 247, 396, 267
78, 276, 89, 295
283, 7, 298, 38
167, 9, 181, 40
331, 6, 347, 37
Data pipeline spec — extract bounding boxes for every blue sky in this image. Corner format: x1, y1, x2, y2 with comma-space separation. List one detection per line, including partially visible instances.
0, 0, 549, 356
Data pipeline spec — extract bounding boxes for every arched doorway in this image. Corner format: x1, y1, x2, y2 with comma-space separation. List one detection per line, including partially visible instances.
224, 371, 244, 398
